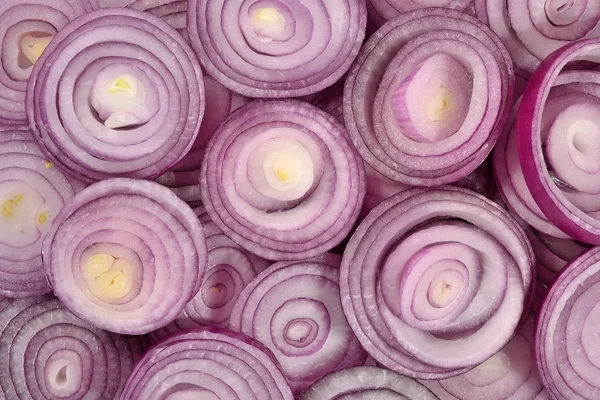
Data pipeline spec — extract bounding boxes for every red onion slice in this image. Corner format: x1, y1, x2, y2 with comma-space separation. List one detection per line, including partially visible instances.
536, 246, 600, 399
344, 8, 514, 186
518, 41, 600, 244
187, 0, 367, 97
230, 258, 367, 394
340, 187, 534, 379
367, 0, 472, 27
121, 328, 293, 399
127, 0, 190, 40
42, 178, 207, 335
202, 100, 366, 260
0, 127, 83, 298
301, 366, 438, 399
26, 8, 204, 183
0, 295, 149, 399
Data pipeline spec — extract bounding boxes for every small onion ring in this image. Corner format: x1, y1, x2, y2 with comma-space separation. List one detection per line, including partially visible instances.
340, 186, 534, 379
42, 178, 207, 335
121, 328, 293, 400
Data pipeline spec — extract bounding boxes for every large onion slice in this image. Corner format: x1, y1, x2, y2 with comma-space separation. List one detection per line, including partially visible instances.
474, 0, 600, 74
42, 178, 207, 335
367, 0, 473, 28
0, 0, 93, 125
301, 366, 438, 399
26, 8, 204, 183
340, 187, 534, 379
187, 0, 366, 97
0, 295, 149, 399
121, 328, 293, 399
0, 127, 83, 298
536, 246, 600, 399
230, 258, 367, 394
518, 42, 600, 244
344, 8, 514, 186
202, 100, 366, 261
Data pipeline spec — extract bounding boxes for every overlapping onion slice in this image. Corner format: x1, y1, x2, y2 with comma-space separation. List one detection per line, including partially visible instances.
42, 178, 207, 335
0, 127, 83, 298
367, 0, 473, 27
26, 8, 204, 183
340, 187, 534, 379
0, 0, 93, 125
201, 100, 365, 260
474, 0, 600, 74
187, 0, 366, 97
536, 246, 600, 399
517, 43, 600, 245
121, 328, 293, 399
151, 206, 270, 342
344, 8, 514, 186
0, 295, 150, 399
229, 259, 367, 394
301, 366, 438, 399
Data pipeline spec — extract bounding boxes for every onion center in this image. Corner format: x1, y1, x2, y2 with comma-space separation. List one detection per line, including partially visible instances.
247, 1, 292, 43
0, 184, 46, 246
18, 32, 53, 68
45, 351, 82, 396
90, 63, 159, 129
463, 352, 511, 386
545, 0, 583, 26
284, 319, 318, 346
85, 253, 133, 300
427, 268, 464, 308
201, 267, 236, 309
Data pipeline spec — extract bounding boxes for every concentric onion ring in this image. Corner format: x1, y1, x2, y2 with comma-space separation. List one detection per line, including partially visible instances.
536, 246, 600, 399
0, 295, 149, 399
201, 100, 366, 260
230, 259, 367, 394
474, 0, 600, 74
0, 0, 92, 125
301, 366, 438, 399
0, 127, 83, 298
344, 8, 514, 186
121, 328, 293, 399
42, 178, 207, 335
187, 0, 367, 97
26, 8, 204, 183
367, 0, 473, 27
518, 41, 600, 244
340, 187, 534, 379
128, 0, 189, 40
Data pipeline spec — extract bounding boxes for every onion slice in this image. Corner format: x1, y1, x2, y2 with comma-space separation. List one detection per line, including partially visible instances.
201, 99, 366, 260
0, 295, 149, 399
340, 186, 534, 379
42, 178, 207, 335
187, 0, 367, 97
26, 8, 204, 182
367, 0, 472, 28
301, 366, 438, 399
536, 246, 600, 399
121, 328, 293, 399
344, 8, 514, 186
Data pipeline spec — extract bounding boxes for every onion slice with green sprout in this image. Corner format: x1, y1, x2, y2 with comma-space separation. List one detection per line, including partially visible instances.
42, 178, 207, 335
201, 99, 366, 261
340, 186, 534, 379
26, 8, 204, 183
344, 8, 514, 186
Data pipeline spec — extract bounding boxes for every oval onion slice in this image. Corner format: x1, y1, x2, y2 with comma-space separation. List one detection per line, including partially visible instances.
201, 99, 366, 261
42, 178, 207, 335
26, 8, 204, 183
344, 8, 514, 186
121, 328, 293, 400
340, 187, 534, 379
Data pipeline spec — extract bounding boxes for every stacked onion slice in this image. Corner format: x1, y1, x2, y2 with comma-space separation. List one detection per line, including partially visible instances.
26, 8, 204, 182
474, 0, 600, 74
518, 41, 600, 244
121, 328, 293, 399
127, 0, 189, 39
344, 8, 513, 186
302, 366, 438, 399
202, 100, 366, 260
230, 259, 367, 393
0, 296, 148, 399
367, 0, 473, 27
42, 178, 207, 335
341, 187, 534, 379
0, 127, 82, 298
187, 0, 366, 97
536, 246, 600, 399
151, 206, 270, 342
